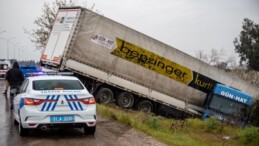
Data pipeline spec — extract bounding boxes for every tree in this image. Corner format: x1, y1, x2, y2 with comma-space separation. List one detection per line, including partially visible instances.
248, 97, 259, 126
234, 18, 259, 71
25, 0, 76, 49
196, 49, 237, 69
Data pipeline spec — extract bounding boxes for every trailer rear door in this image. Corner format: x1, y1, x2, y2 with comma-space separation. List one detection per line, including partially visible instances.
41, 8, 81, 66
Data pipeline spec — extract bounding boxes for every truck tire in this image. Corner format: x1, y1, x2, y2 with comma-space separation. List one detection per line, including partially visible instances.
116, 92, 135, 108
95, 88, 114, 103
136, 100, 153, 113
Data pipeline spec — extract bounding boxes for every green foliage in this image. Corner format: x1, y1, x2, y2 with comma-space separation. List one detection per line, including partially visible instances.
185, 118, 205, 129
97, 104, 255, 146
204, 117, 223, 133
117, 113, 131, 125
145, 116, 161, 129
248, 98, 259, 126
234, 18, 259, 71
239, 127, 259, 145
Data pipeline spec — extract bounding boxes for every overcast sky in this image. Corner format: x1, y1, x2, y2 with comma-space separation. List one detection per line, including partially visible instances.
0, 0, 258, 62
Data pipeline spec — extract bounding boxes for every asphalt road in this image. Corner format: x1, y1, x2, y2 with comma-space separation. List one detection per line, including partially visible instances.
0, 80, 166, 146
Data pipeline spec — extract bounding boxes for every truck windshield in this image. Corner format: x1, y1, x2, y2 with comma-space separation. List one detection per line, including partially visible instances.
209, 94, 247, 118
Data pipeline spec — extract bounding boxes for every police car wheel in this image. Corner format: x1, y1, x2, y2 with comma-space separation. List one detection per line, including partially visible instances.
84, 126, 96, 135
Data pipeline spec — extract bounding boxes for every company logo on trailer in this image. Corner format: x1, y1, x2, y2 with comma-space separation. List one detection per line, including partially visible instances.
110, 38, 218, 93
111, 38, 193, 84
91, 34, 114, 49
220, 91, 247, 104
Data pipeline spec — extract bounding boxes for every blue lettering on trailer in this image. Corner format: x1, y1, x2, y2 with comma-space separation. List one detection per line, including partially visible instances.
213, 84, 253, 105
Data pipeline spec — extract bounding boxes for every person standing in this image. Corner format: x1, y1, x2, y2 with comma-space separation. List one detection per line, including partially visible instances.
5, 62, 24, 109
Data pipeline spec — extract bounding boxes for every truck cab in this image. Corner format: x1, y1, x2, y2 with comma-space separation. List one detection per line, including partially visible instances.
202, 83, 253, 126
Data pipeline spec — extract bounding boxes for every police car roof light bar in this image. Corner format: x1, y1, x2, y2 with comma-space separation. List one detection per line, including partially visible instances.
28, 71, 74, 77
45, 72, 74, 76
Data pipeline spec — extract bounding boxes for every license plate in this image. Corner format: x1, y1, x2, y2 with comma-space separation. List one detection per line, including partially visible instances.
50, 115, 75, 123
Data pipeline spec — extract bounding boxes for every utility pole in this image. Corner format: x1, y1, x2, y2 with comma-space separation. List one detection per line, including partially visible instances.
0, 37, 15, 59
13, 42, 20, 60
7, 37, 15, 59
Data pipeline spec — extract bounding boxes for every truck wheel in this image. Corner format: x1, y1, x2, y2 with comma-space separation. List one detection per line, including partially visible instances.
95, 88, 114, 103
136, 100, 153, 113
116, 92, 134, 108
84, 126, 96, 135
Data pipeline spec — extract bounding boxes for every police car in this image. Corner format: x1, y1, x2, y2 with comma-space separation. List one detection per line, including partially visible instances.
12, 74, 96, 136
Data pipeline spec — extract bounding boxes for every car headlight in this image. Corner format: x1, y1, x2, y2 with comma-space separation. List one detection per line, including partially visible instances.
3, 65, 7, 69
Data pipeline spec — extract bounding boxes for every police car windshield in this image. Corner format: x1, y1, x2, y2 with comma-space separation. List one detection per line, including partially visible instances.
33, 80, 84, 90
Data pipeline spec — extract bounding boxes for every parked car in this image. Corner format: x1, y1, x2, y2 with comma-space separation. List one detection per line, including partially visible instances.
0, 59, 11, 78
12, 74, 96, 136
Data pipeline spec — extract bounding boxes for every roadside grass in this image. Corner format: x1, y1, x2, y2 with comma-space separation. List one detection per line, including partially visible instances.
96, 104, 259, 146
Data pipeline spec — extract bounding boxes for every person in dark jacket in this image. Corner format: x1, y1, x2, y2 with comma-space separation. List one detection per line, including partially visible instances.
5, 62, 24, 86
5, 62, 24, 110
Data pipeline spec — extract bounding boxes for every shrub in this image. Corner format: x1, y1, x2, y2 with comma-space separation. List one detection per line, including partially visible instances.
204, 117, 223, 133
185, 118, 205, 129
239, 127, 259, 145
118, 113, 131, 125
145, 116, 161, 129
248, 98, 259, 126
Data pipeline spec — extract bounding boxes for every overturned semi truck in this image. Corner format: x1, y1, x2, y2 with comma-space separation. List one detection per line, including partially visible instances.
40, 7, 259, 126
